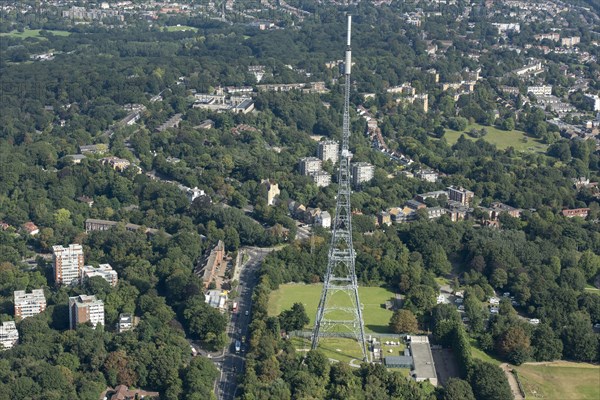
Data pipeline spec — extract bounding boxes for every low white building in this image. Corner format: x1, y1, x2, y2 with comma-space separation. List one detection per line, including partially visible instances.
489, 296, 501, 305
0, 321, 18, 350
82, 264, 118, 286
316, 211, 331, 229
116, 313, 135, 333
527, 85, 552, 96
205, 290, 228, 310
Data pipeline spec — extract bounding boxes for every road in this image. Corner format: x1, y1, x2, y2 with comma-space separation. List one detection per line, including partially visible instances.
213, 246, 275, 400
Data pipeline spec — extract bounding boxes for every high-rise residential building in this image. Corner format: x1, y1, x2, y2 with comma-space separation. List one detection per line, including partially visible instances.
69, 295, 104, 329
14, 289, 46, 319
82, 264, 118, 287
447, 186, 474, 206
317, 140, 339, 164
53, 244, 84, 286
299, 157, 323, 176
0, 321, 18, 350
351, 162, 375, 186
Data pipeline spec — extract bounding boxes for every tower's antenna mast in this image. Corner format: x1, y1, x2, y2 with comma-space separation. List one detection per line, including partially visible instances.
311, 15, 368, 362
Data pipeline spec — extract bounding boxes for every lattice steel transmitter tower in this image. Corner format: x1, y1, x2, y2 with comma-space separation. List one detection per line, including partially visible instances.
312, 15, 368, 362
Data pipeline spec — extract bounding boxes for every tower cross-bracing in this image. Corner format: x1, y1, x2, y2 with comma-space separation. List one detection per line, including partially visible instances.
311, 15, 368, 362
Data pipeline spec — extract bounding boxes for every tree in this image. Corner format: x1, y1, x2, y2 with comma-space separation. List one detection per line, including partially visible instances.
501, 117, 515, 131
531, 324, 562, 361
495, 326, 530, 365
389, 309, 418, 333
432, 304, 461, 346
442, 378, 475, 400
405, 285, 436, 315
305, 350, 330, 380
104, 350, 137, 387
561, 312, 598, 362
183, 296, 227, 342
278, 303, 309, 332
469, 360, 512, 400
577, 250, 600, 281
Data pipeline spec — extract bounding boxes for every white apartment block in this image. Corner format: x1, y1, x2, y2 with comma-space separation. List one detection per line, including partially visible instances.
311, 171, 331, 187
14, 289, 46, 319
0, 321, 18, 350
69, 295, 104, 329
317, 140, 339, 164
352, 162, 375, 186
82, 264, 118, 287
492, 23, 520, 33
299, 157, 322, 176
53, 244, 84, 286
527, 85, 552, 96
561, 36, 580, 47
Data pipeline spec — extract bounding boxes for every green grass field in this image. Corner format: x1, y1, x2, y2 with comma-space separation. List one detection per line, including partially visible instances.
584, 284, 599, 293
291, 337, 365, 364
1, 29, 70, 39
165, 25, 198, 32
469, 338, 502, 365
516, 362, 600, 399
444, 123, 547, 153
268, 284, 396, 334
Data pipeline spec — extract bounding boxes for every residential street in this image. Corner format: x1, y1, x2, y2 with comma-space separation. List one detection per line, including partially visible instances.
212, 246, 275, 400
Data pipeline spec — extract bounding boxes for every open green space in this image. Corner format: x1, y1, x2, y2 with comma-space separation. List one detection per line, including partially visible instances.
165, 25, 198, 32
444, 123, 548, 153
1, 29, 71, 38
516, 362, 600, 399
291, 337, 365, 364
268, 284, 396, 334
584, 284, 599, 293
469, 338, 502, 365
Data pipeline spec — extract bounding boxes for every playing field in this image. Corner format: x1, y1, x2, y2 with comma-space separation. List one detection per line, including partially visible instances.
268, 284, 396, 334
516, 361, 600, 399
1, 29, 71, 38
444, 123, 547, 153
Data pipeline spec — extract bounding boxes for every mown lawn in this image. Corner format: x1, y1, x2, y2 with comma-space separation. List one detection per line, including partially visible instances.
291, 337, 366, 364
268, 283, 396, 334
443, 123, 547, 153
1, 29, 70, 38
516, 361, 600, 400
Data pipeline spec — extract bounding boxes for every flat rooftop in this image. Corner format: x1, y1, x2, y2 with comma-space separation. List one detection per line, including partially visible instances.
410, 337, 437, 381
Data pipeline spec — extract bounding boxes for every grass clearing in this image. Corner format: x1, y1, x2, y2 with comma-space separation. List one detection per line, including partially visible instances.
516, 361, 600, 399
584, 284, 599, 293
268, 283, 396, 334
165, 25, 198, 32
469, 338, 502, 365
291, 337, 365, 363
1, 29, 71, 39
443, 123, 547, 153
